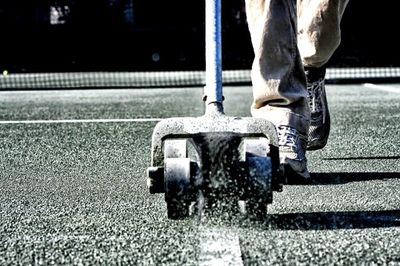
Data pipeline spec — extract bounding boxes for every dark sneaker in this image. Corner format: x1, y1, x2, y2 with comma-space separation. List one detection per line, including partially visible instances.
305, 66, 331, 151
277, 125, 310, 180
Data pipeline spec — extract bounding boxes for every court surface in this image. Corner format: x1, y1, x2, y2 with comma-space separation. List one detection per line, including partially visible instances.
1, 83, 400, 265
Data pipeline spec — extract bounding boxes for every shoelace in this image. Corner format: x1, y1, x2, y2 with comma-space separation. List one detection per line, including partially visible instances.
307, 79, 326, 123
307, 79, 324, 112
278, 126, 298, 148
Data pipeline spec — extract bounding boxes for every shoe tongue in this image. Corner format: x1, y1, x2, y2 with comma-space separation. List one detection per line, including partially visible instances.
305, 67, 326, 83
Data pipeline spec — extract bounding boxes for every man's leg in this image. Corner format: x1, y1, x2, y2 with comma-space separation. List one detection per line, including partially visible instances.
245, 0, 310, 179
297, 0, 349, 150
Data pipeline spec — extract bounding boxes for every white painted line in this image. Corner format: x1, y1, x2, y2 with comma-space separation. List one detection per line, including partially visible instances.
199, 228, 243, 266
0, 118, 162, 124
363, 83, 400, 94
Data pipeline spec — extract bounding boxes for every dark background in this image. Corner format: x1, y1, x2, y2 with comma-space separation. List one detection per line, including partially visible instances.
0, 0, 398, 73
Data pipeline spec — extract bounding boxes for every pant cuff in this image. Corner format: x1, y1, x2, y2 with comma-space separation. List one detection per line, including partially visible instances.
251, 106, 310, 135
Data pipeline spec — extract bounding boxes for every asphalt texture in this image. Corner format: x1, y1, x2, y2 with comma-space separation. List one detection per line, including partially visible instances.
1, 84, 400, 265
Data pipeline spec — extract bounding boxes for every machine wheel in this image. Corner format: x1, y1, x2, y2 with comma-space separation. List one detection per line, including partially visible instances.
164, 139, 191, 219
244, 138, 273, 218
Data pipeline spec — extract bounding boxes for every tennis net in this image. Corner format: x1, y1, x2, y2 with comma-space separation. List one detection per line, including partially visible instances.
1, 67, 400, 90
1, 0, 399, 90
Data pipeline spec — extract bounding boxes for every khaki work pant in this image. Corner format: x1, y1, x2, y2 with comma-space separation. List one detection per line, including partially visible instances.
245, 0, 349, 134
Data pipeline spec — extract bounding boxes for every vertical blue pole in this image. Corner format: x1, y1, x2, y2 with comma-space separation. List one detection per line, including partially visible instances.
205, 0, 223, 113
